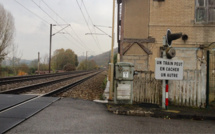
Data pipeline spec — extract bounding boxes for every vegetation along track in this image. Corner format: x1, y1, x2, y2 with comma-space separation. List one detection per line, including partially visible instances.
0, 70, 104, 96
0, 70, 87, 91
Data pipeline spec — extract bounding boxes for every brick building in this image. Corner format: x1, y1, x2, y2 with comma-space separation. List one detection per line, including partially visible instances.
117, 0, 215, 107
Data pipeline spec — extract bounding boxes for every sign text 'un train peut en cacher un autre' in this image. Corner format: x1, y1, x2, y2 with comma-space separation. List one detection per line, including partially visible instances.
155, 58, 184, 80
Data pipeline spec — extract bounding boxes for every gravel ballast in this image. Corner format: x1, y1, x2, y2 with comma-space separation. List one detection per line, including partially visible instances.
59, 71, 107, 101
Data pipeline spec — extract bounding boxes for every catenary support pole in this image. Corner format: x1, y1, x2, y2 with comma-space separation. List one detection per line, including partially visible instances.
86, 51, 88, 70
48, 24, 69, 73
49, 24, 52, 73
38, 52, 40, 74
109, 0, 115, 100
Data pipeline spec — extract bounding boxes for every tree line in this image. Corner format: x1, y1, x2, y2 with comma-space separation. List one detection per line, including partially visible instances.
1, 48, 98, 77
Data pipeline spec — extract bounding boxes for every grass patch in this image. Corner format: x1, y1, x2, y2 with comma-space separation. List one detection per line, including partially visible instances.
101, 77, 107, 90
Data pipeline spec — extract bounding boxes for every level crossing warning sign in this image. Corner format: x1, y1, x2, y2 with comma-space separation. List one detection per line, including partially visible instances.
155, 58, 184, 80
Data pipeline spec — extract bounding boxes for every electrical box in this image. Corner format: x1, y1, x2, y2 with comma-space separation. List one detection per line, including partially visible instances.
114, 62, 134, 104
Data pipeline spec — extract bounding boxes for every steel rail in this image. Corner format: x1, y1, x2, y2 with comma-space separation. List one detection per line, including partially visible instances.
0, 70, 86, 81
0, 71, 68, 81
0, 70, 103, 113
0, 70, 87, 86
43, 70, 103, 96
0, 70, 97, 94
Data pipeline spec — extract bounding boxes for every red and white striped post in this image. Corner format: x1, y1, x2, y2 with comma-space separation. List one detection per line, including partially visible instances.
165, 80, 169, 110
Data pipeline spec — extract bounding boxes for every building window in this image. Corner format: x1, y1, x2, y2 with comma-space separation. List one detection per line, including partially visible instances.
196, 0, 215, 23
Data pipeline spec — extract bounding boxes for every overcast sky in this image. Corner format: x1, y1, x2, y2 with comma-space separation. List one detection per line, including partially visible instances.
0, 0, 117, 60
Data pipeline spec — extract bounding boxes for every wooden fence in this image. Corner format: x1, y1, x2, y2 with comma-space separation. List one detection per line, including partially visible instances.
169, 69, 206, 107
133, 69, 206, 108
133, 71, 161, 104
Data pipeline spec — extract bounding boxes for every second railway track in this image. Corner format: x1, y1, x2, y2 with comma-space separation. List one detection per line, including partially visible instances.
0, 70, 105, 133
0, 70, 103, 96
0, 70, 92, 92
0, 70, 87, 91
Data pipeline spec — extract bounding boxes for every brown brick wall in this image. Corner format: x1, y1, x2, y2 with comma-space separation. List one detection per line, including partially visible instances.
148, 0, 215, 71
123, 55, 148, 71
149, 0, 215, 44
123, 43, 149, 71
123, 0, 149, 39
119, 0, 215, 105
150, 0, 195, 26
121, 0, 215, 71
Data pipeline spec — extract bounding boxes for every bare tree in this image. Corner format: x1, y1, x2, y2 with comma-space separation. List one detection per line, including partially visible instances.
43, 54, 49, 64
8, 43, 22, 75
0, 4, 15, 62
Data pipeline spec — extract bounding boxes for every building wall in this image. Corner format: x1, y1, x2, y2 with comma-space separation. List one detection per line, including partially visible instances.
148, 0, 215, 71
123, 43, 149, 71
120, 0, 215, 105
121, 0, 215, 66
123, 0, 150, 39
148, 0, 212, 106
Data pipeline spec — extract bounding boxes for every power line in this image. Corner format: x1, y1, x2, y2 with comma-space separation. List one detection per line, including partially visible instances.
61, 36, 84, 53
94, 25, 112, 38
15, 0, 85, 53
76, 0, 102, 51
40, 0, 92, 51
41, 0, 65, 23
14, 0, 49, 24
81, 0, 103, 51
31, 0, 88, 52
14, 0, 59, 32
31, 0, 58, 24
94, 25, 112, 28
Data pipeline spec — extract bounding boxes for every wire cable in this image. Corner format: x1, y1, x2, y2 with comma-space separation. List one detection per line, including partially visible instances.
81, 0, 103, 51
40, 0, 92, 51
31, 0, 58, 24
14, 0, 49, 24
31, 0, 88, 52
15, 0, 86, 53
76, 0, 102, 51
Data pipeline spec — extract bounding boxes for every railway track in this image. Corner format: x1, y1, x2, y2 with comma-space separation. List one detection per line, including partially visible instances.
0, 70, 103, 113
0, 70, 102, 95
0, 70, 104, 133
0, 70, 86, 85
0, 70, 92, 92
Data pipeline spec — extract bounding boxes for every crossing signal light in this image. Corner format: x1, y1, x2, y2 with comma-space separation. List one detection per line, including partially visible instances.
166, 29, 182, 46
166, 47, 176, 59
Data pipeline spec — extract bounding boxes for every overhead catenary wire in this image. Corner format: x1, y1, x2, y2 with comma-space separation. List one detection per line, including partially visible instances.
94, 25, 112, 38
31, 0, 58, 24
40, 0, 92, 51
14, 0, 110, 55
93, 25, 112, 28
31, 0, 87, 52
81, 0, 112, 52
55, 35, 84, 53
14, 0, 49, 24
14, 0, 84, 53
81, 0, 102, 49
76, 0, 102, 52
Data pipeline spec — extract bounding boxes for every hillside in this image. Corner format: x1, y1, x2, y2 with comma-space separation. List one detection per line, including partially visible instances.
78, 48, 118, 67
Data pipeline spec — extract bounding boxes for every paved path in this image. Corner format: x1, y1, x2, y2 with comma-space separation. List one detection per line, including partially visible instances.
7, 98, 215, 133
